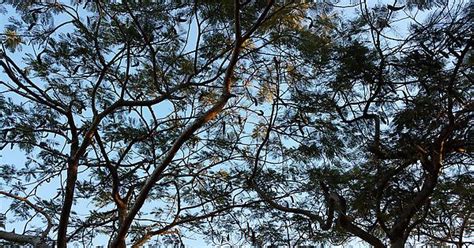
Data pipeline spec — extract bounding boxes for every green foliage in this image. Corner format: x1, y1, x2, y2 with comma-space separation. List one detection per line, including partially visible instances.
0, 1, 472, 247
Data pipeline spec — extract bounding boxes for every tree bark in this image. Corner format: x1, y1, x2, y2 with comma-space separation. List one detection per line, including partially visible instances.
390, 238, 406, 248
56, 160, 79, 248
0, 231, 50, 248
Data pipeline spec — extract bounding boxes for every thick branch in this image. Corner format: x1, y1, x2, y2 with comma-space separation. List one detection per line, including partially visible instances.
0, 191, 52, 241
0, 231, 49, 247
110, 2, 275, 246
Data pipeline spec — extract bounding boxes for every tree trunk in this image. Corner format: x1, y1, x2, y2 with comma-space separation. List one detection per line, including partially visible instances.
56, 160, 79, 248
390, 238, 406, 248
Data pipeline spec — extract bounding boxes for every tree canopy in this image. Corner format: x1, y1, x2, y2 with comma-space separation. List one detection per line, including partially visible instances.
0, 0, 472, 247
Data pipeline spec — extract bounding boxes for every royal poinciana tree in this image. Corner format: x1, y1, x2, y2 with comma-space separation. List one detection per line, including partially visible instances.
239, 1, 473, 247
0, 0, 472, 247
0, 0, 288, 246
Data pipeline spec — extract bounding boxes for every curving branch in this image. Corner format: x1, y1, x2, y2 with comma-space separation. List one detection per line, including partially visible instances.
0, 191, 53, 247
110, 1, 276, 247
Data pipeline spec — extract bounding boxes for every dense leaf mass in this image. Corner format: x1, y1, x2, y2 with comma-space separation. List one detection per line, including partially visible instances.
0, 0, 472, 247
